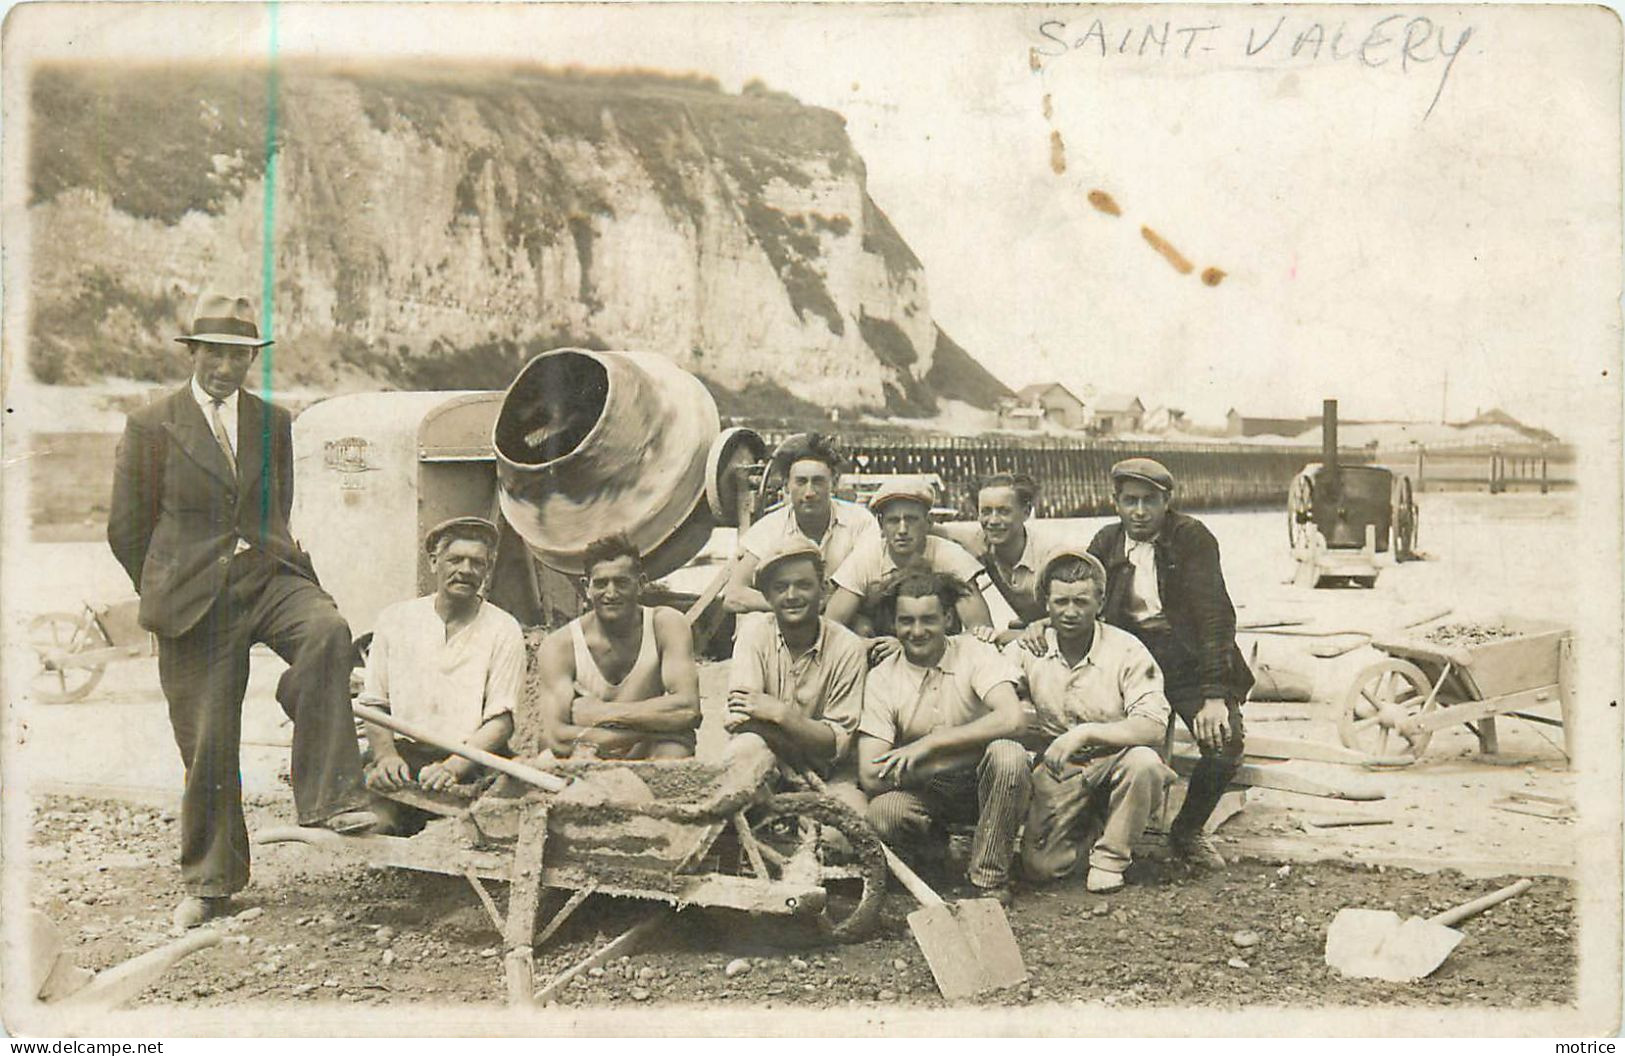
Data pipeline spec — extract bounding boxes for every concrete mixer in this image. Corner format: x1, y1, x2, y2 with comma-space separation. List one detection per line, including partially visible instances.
290, 349, 769, 642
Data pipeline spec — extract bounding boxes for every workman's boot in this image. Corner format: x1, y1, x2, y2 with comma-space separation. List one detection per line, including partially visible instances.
1168, 830, 1227, 870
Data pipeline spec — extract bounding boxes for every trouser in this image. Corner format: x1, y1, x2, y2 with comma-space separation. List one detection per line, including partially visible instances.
157, 549, 366, 896
1132, 624, 1245, 838
865, 739, 1029, 888
1020, 746, 1173, 882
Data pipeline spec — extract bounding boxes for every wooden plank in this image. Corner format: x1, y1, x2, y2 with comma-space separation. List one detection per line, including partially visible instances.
534, 911, 670, 1006
1172, 729, 1373, 766
1167, 754, 1385, 801
534, 884, 597, 949
463, 869, 505, 934
502, 806, 549, 1007
1409, 688, 1558, 734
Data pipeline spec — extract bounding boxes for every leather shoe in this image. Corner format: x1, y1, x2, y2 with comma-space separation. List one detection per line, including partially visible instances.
172, 895, 230, 930
1169, 831, 1227, 870
317, 810, 379, 834
971, 882, 1015, 907
1085, 868, 1126, 894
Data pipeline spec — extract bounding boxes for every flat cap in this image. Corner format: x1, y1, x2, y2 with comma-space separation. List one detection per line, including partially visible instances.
1038, 546, 1108, 589
868, 477, 936, 515
1110, 457, 1174, 493
753, 539, 825, 588
424, 515, 500, 555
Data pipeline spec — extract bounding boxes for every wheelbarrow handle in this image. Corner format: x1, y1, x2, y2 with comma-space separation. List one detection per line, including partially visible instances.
1427, 878, 1534, 927
797, 767, 945, 909
353, 703, 568, 793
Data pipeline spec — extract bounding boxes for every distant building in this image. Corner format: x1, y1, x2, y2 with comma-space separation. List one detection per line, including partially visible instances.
995, 400, 1045, 431
1458, 407, 1559, 443
1226, 408, 1314, 438
1091, 393, 1145, 434
1142, 405, 1187, 435
1011, 382, 1090, 430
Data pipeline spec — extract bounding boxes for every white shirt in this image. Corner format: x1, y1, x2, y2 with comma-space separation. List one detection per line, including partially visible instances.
192, 377, 250, 553
1124, 536, 1163, 622
358, 595, 525, 747
190, 376, 239, 458
739, 498, 877, 586
729, 616, 868, 763
1005, 623, 1170, 740
859, 635, 1020, 747
937, 520, 1067, 617
831, 533, 986, 602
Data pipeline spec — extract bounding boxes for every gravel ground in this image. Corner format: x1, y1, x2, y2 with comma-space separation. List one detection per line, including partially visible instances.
28, 795, 1575, 1010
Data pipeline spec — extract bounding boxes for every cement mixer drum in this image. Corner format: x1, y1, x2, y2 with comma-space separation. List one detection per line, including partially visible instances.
493, 348, 724, 579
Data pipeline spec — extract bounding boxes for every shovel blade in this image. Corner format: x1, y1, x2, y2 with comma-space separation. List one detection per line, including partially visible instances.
1324, 907, 1404, 977
1365, 918, 1465, 982
907, 899, 1027, 1001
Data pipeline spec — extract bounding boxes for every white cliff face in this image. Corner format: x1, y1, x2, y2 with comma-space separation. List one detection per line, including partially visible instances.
30, 65, 977, 413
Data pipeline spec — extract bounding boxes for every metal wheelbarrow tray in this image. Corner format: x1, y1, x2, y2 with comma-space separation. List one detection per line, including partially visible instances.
1336, 616, 1576, 764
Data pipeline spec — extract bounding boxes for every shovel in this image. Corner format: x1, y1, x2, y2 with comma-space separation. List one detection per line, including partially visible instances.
800, 769, 1026, 1000
1324, 878, 1533, 982
352, 703, 569, 792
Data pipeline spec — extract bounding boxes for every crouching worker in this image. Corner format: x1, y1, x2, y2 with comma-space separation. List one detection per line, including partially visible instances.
533, 533, 701, 760
1008, 550, 1173, 894
725, 541, 868, 813
855, 572, 1028, 904
357, 517, 523, 834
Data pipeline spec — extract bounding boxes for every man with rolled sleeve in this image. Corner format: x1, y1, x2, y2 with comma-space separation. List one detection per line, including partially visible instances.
1009, 550, 1173, 893
725, 540, 868, 813
856, 571, 1028, 904
1088, 458, 1253, 869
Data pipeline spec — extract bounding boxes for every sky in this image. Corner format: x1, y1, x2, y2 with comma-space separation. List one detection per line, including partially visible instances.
5, 2, 1619, 430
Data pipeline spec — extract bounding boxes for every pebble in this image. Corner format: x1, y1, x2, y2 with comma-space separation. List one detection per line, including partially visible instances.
589, 967, 606, 978
789, 958, 808, 971
479, 948, 498, 958
376, 926, 395, 944
630, 987, 651, 1001
381, 950, 396, 968
1276, 865, 1292, 879
724, 957, 752, 978
638, 966, 658, 981
1231, 930, 1260, 948
1227, 958, 1250, 969
322, 978, 340, 988
291, 983, 316, 996
877, 989, 898, 1001
1091, 903, 1110, 916
236, 907, 264, 923
891, 958, 907, 971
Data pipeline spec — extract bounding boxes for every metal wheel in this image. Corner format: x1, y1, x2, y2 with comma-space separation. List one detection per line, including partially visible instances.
1337, 658, 1437, 762
745, 792, 887, 943
1287, 473, 1315, 551
26, 611, 109, 704
1391, 475, 1418, 560
705, 427, 768, 526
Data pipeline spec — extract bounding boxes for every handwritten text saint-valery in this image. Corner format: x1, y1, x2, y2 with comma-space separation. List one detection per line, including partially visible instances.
1033, 13, 1472, 119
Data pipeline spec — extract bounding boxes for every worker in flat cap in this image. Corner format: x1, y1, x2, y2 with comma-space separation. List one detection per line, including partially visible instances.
1005, 549, 1174, 893
356, 516, 523, 833
725, 539, 869, 812
108, 292, 376, 928
827, 478, 994, 662
1023, 457, 1252, 869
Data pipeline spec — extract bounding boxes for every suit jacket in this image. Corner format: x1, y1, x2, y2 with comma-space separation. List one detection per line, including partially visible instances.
107, 384, 316, 638
1088, 509, 1254, 702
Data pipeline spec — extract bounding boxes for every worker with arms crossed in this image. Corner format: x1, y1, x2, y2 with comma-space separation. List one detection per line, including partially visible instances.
532, 533, 702, 760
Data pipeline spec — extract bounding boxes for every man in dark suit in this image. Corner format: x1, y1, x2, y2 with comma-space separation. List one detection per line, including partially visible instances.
108, 293, 374, 928
1086, 458, 1253, 870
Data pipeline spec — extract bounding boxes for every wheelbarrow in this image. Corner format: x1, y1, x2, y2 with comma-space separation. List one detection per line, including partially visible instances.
23, 597, 154, 704
255, 733, 888, 1005
1337, 617, 1575, 766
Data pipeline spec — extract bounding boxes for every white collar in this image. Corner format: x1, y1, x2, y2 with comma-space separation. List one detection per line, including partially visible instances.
191, 376, 240, 413
1047, 622, 1107, 670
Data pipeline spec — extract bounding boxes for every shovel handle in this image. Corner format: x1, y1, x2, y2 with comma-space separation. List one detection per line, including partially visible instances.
797, 768, 945, 908
1427, 878, 1533, 927
353, 703, 568, 793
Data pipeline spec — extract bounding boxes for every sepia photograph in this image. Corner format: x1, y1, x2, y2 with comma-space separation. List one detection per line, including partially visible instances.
1, 0, 1620, 1038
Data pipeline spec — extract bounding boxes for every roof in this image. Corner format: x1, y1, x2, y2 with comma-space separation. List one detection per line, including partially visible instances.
1093, 393, 1144, 414
1014, 382, 1087, 407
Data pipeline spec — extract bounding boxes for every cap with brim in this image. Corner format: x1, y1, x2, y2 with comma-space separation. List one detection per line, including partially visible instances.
868, 478, 936, 515
175, 292, 274, 348
753, 539, 825, 589
1110, 457, 1174, 493
1038, 546, 1108, 589
424, 516, 501, 555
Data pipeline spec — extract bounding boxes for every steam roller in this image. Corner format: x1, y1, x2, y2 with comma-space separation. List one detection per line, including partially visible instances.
290, 347, 770, 642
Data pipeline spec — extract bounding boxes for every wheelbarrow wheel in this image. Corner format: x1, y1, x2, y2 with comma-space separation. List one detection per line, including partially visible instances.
747, 793, 887, 944
26, 612, 109, 704
1337, 658, 1436, 763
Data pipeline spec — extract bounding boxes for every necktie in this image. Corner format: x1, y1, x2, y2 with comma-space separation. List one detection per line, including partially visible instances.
208, 399, 237, 477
